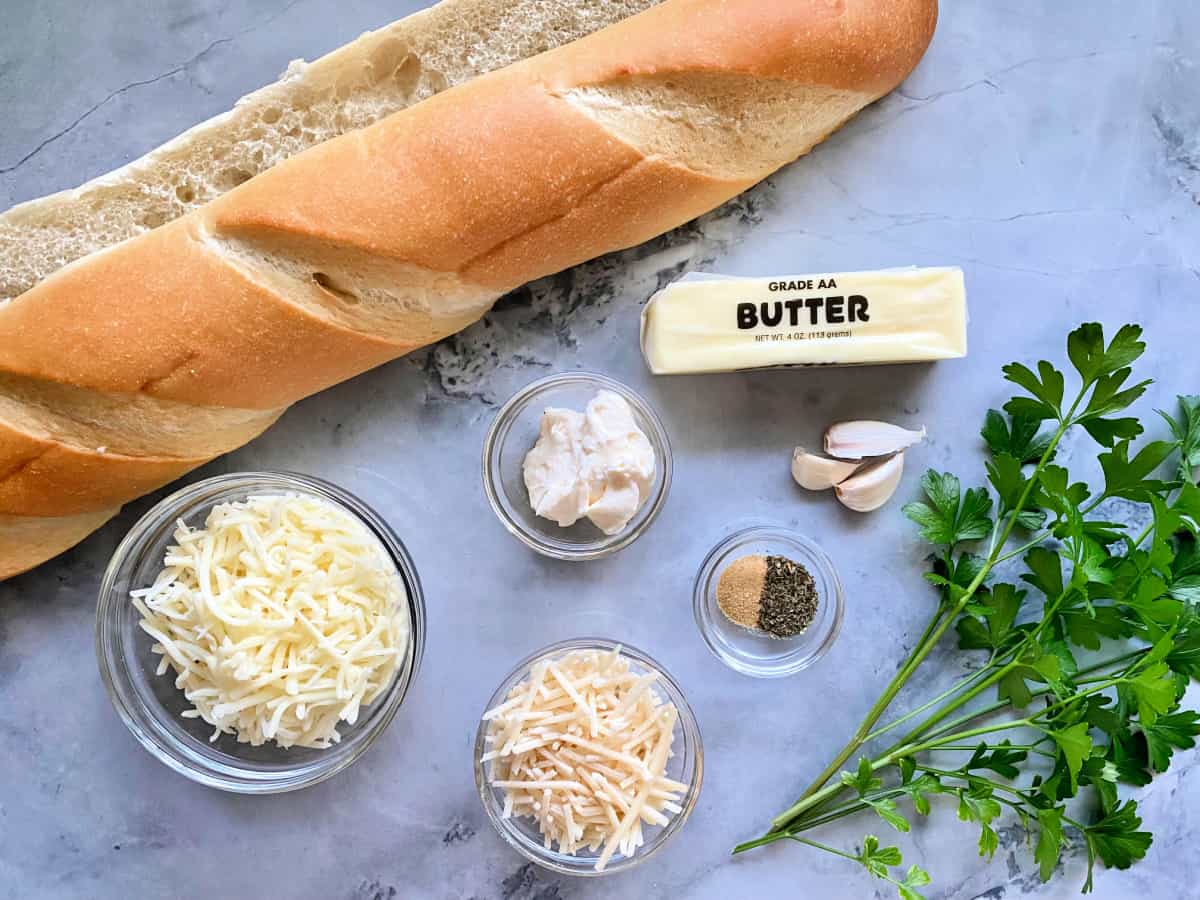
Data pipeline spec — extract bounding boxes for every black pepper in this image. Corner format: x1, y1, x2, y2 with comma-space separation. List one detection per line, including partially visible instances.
757, 555, 819, 638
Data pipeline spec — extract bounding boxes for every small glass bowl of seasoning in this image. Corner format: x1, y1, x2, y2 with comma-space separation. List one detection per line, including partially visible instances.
693, 525, 844, 678
482, 372, 673, 561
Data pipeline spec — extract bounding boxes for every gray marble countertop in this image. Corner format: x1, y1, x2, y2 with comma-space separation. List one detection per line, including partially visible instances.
2, 2, 1199, 898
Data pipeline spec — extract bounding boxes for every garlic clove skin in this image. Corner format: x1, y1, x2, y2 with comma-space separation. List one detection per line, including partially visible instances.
791, 448, 861, 491
835, 452, 905, 512
825, 421, 926, 460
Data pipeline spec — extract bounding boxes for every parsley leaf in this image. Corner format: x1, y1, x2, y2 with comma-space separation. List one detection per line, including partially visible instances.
1166, 628, 1200, 679
1068, 323, 1146, 386
963, 740, 1028, 780
1003, 359, 1065, 421
1045, 721, 1093, 791
843, 758, 909, 832
1022, 546, 1065, 599
1035, 807, 1065, 882
956, 583, 1025, 652
1168, 575, 1200, 603
955, 782, 1002, 859
1038, 464, 1093, 517
1139, 710, 1200, 771
998, 668, 1035, 708
926, 552, 990, 608
895, 773, 943, 816
1174, 536, 1200, 579
897, 865, 932, 900
1098, 439, 1176, 500
1083, 801, 1152, 891
1062, 603, 1131, 650
1125, 661, 1177, 727
1077, 368, 1152, 447
986, 453, 1026, 513
981, 409, 1055, 464
1157, 394, 1200, 480
869, 798, 910, 834
851, 838, 928, 900
903, 471, 993, 546
842, 757, 882, 795
856, 835, 901, 878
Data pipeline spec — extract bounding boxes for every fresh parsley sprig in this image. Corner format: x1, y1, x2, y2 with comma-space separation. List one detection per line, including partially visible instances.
734, 323, 1199, 898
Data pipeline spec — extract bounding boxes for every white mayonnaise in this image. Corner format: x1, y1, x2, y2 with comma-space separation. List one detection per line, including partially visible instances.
522, 390, 655, 535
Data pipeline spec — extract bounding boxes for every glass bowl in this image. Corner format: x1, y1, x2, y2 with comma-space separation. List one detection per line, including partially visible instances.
95, 471, 425, 793
694, 525, 844, 678
473, 638, 703, 875
481, 372, 672, 560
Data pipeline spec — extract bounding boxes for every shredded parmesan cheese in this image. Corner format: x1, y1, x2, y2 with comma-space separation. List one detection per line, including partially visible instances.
482, 647, 685, 870
132, 492, 410, 749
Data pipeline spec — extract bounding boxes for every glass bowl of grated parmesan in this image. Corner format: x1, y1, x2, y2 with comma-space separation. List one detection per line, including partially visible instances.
96, 471, 425, 793
474, 638, 703, 875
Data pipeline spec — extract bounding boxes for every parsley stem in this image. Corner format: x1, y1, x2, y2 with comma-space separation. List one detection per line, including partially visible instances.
926, 743, 1057, 759
784, 836, 858, 860
776, 717, 1037, 831
882, 583, 1071, 754
732, 830, 862, 856
1028, 678, 1124, 722
864, 658, 996, 743
777, 607, 949, 819
730, 831, 792, 854
917, 765, 1029, 794
901, 677, 1123, 756
771, 763, 884, 829
899, 718, 1035, 755
786, 800, 872, 830
909, 646, 1148, 746
992, 531, 1051, 565
990, 794, 1087, 833
773, 671, 1126, 834
919, 699, 1010, 744
1077, 648, 1148, 676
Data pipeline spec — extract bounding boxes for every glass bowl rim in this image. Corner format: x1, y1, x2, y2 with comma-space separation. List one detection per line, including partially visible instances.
94, 470, 426, 794
480, 371, 673, 561
692, 524, 845, 679
472, 636, 703, 876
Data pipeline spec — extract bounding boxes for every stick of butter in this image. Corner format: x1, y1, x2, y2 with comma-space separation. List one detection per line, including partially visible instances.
640, 267, 967, 374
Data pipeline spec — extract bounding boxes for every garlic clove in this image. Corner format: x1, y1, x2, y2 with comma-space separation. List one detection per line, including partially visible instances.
791, 448, 861, 491
835, 452, 905, 512
825, 421, 926, 460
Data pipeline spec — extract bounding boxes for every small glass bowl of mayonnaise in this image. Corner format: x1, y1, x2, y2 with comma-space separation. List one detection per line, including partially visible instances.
482, 372, 673, 561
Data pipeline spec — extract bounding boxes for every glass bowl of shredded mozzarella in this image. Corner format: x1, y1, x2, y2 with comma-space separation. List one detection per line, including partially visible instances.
474, 638, 703, 875
96, 471, 424, 793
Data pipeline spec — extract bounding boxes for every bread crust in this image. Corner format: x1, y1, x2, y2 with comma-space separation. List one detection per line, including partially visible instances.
0, 0, 937, 578
0, 221, 425, 409
0, 509, 118, 580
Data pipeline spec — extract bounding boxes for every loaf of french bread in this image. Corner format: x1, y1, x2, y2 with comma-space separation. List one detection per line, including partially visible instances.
0, 0, 937, 578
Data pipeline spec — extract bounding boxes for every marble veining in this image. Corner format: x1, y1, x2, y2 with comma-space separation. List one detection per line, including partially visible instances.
1, 1, 1198, 898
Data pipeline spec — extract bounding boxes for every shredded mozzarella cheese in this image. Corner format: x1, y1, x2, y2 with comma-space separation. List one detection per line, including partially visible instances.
482, 647, 685, 870
132, 492, 410, 749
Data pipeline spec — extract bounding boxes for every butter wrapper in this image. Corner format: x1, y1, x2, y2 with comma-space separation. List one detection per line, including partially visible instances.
640, 267, 967, 375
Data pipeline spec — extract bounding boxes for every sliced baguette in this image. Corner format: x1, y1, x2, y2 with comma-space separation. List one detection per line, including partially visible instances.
0, 0, 662, 301
0, 0, 664, 579
0, 0, 937, 578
